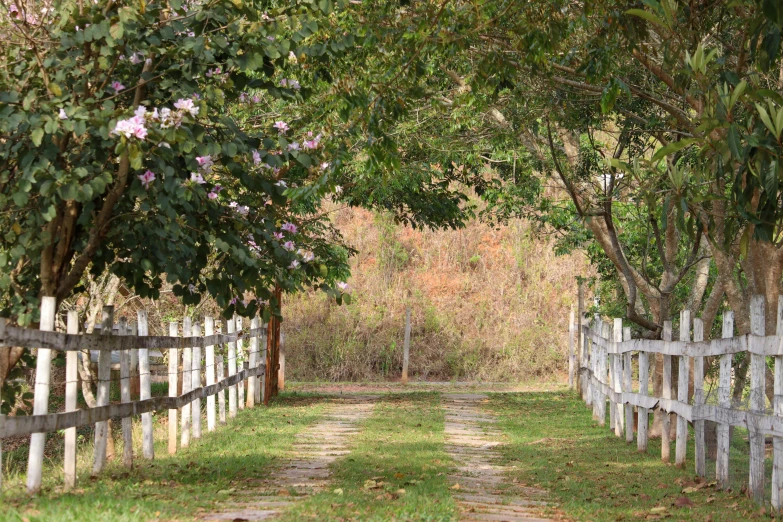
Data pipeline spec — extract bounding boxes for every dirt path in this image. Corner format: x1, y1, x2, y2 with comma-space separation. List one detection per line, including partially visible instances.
443, 393, 551, 522
203, 395, 378, 521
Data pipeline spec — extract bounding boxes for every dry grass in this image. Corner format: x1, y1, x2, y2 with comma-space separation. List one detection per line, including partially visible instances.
283, 204, 591, 382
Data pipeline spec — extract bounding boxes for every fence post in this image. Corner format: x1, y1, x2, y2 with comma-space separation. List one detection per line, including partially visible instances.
584, 315, 592, 406
592, 316, 601, 422
192, 322, 202, 439
137, 311, 153, 459
569, 307, 575, 389
205, 317, 217, 429
92, 305, 113, 476
258, 324, 266, 405
638, 338, 650, 453
749, 295, 766, 503
613, 318, 623, 437
236, 317, 245, 410
716, 311, 733, 489
602, 320, 611, 429
661, 320, 672, 464
577, 283, 585, 398
676, 310, 691, 468
773, 296, 783, 510
623, 326, 633, 444
402, 306, 411, 384
26, 296, 57, 493
216, 355, 227, 424
168, 321, 178, 454
247, 317, 258, 408
119, 317, 133, 468
278, 330, 286, 392
181, 317, 192, 448
227, 316, 237, 417
64, 310, 79, 489
693, 318, 706, 477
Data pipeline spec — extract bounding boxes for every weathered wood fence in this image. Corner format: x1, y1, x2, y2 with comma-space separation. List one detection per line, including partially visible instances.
0, 297, 270, 494
568, 293, 783, 508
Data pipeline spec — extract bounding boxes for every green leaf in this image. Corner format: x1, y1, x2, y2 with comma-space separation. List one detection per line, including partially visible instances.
31, 128, 44, 147
625, 9, 667, 29
651, 138, 697, 163
755, 103, 776, 135
727, 125, 741, 159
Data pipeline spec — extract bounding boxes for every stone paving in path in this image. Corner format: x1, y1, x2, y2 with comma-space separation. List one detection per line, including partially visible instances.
444, 393, 551, 522
203, 395, 377, 521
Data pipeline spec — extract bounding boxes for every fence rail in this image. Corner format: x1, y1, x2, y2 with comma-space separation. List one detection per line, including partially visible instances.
0, 297, 270, 494
569, 292, 783, 508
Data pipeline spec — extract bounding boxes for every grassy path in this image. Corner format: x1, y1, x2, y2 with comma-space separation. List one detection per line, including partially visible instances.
488, 390, 770, 521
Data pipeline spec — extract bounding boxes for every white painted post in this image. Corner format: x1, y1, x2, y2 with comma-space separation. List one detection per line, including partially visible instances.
119, 317, 133, 468
64, 311, 79, 489
137, 311, 153, 460
592, 317, 601, 422
92, 306, 113, 476
247, 317, 258, 408
716, 311, 733, 489
227, 317, 237, 418
749, 295, 766, 503
638, 342, 650, 452
236, 317, 245, 410
205, 317, 217, 430
569, 308, 575, 389
278, 330, 286, 392
577, 284, 584, 397
181, 317, 192, 448
774, 296, 783, 510
257, 325, 266, 405
191, 322, 202, 439
168, 321, 178, 455
26, 296, 57, 493
623, 326, 633, 444
661, 320, 672, 464
602, 321, 610, 428
613, 318, 623, 437
676, 310, 691, 468
584, 315, 592, 406
216, 355, 227, 424
693, 318, 706, 478
402, 306, 411, 384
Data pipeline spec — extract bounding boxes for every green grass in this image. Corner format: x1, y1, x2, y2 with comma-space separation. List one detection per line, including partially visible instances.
279, 392, 456, 521
0, 393, 325, 521
488, 391, 773, 521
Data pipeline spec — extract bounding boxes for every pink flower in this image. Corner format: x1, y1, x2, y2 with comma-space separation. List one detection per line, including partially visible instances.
112, 117, 147, 140
273, 121, 289, 134
138, 170, 156, 189
190, 172, 206, 184
208, 191, 219, 200
111, 81, 125, 93
229, 296, 238, 305
188, 284, 197, 294
279, 79, 287, 87
288, 260, 300, 269
320, 162, 330, 170
252, 150, 262, 164
238, 206, 249, 216
303, 140, 318, 150
58, 109, 68, 120
281, 222, 297, 234
289, 79, 301, 90
288, 142, 301, 151
252, 95, 261, 103
196, 155, 214, 171
283, 241, 295, 251
337, 281, 349, 292
301, 251, 315, 262
174, 98, 199, 116
273, 232, 284, 240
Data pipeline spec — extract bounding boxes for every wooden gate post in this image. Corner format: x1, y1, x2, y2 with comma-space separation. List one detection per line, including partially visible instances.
236, 317, 245, 410
773, 297, 783, 510
64, 310, 79, 489
247, 317, 258, 407
716, 311, 733, 489
216, 355, 227, 424
181, 317, 192, 448
623, 327, 633, 444
577, 284, 584, 396
676, 310, 691, 468
227, 316, 237, 417
26, 296, 57, 493
119, 317, 133, 468
693, 318, 706, 477
638, 341, 650, 453
612, 318, 623, 437
749, 296, 766, 502
661, 321, 672, 464
92, 306, 113, 476
205, 317, 217, 429
278, 330, 286, 392
138, 311, 153, 459
568, 307, 575, 389
168, 321, 178, 454
191, 322, 202, 439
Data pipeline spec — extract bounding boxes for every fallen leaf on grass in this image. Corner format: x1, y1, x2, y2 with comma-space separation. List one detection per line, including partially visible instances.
674, 497, 694, 508
650, 506, 667, 514
450, 483, 460, 490
333, 488, 343, 495
394, 473, 405, 479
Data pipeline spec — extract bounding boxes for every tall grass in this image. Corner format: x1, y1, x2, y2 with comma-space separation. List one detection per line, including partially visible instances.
283, 204, 590, 382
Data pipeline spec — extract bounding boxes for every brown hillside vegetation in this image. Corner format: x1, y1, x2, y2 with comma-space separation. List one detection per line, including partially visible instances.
283, 205, 591, 382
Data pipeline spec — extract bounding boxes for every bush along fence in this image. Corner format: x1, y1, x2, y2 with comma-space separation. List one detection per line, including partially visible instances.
0, 296, 273, 494
568, 293, 783, 508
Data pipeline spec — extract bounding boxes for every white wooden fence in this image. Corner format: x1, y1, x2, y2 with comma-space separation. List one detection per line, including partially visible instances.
0, 297, 268, 494
569, 294, 783, 507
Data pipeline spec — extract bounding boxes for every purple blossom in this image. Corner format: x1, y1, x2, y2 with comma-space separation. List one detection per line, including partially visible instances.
252, 150, 262, 164
281, 222, 298, 234
190, 172, 206, 184
252, 95, 261, 103
283, 241, 295, 251
208, 191, 219, 200
320, 162, 331, 170
229, 296, 238, 305
273, 232, 284, 240
138, 170, 156, 189
303, 139, 318, 150
188, 284, 197, 294
239, 92, 249, 103
196, 155, 214, 171
337, 281, 349, 292
301, 251, 315, 262
111, 81, 125, 93
174, 98, 199, 116
273, 121, 289, 134
238, 206, 249, 216
112, 117, 147, 140
58, 109, 68, 120
288, 260, 300, 269
275, 180, 288, 188
288, 142, 301, 151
